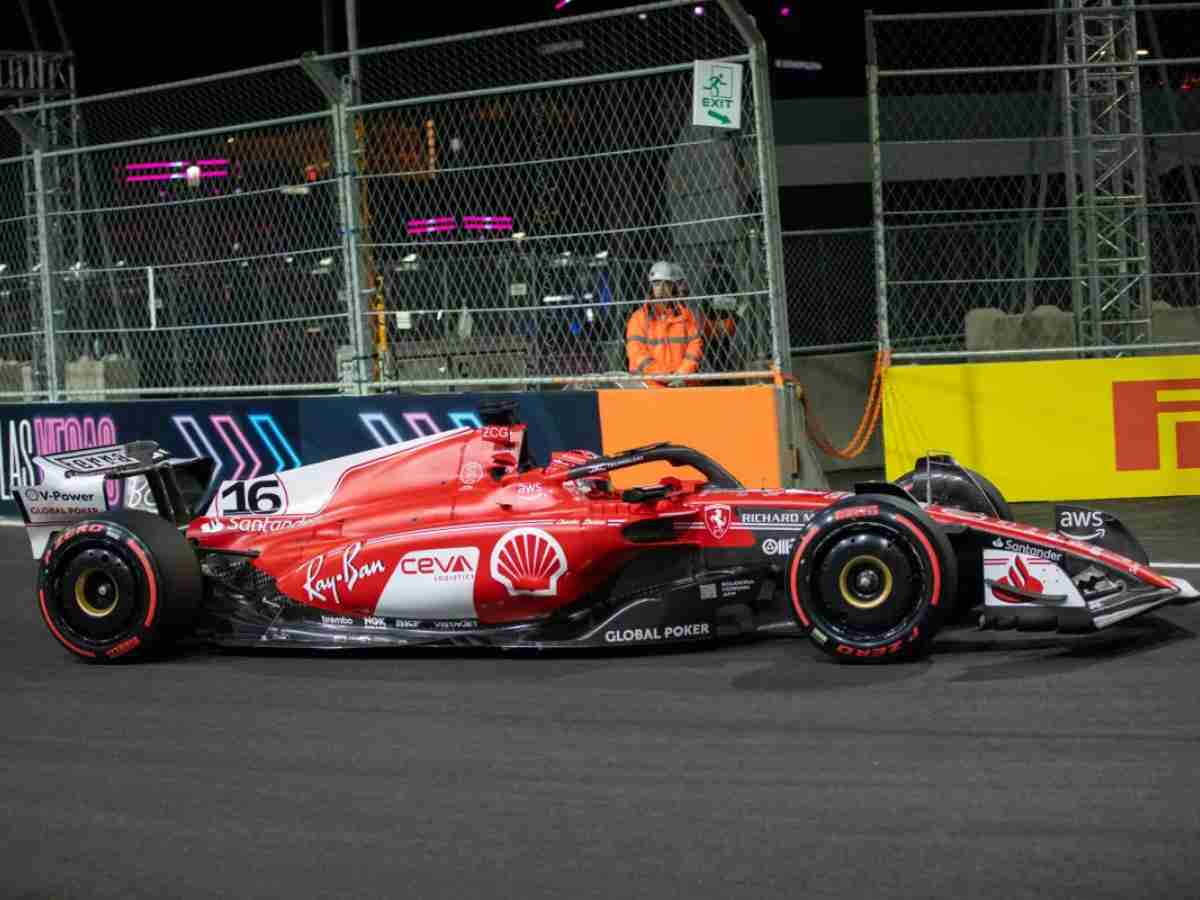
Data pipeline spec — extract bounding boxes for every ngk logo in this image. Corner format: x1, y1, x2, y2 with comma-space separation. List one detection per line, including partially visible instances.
1113, 378, 1200, 471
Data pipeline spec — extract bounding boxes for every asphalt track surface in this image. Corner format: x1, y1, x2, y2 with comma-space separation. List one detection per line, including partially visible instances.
2, 497, 1199, 900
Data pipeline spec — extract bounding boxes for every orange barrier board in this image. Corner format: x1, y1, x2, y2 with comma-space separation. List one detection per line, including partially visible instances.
597, 386, 783, 489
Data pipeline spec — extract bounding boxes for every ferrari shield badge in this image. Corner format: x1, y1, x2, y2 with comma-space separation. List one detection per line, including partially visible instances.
704, 504, 732, 540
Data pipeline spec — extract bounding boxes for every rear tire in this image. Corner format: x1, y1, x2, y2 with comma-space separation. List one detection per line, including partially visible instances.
788, 494, 957, 662
37, 510, 201, 662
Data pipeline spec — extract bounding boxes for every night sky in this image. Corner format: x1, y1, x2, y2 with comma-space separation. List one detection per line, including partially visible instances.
2, 0, 1039, 100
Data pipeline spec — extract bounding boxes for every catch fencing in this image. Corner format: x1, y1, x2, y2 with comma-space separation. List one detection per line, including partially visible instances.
782, 227, 876, 354
867, 2, 1200, 360
0, 0, 788, 400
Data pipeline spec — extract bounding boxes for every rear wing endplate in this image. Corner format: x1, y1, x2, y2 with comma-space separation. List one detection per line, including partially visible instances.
17, 441, 215, 557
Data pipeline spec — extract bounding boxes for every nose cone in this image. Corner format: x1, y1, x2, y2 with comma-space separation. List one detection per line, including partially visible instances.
1168, 577, 1200, 601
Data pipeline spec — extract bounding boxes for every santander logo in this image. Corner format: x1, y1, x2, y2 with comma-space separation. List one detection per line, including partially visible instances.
993, 556, 1044, 603
704, 504, 732, 540
490, 527, 567, 597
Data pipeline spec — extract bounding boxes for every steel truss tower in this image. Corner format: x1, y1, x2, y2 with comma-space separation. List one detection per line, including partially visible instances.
1058, 0, 1152, 352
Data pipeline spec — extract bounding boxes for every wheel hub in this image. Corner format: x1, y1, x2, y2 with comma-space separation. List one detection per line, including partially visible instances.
839, 555, 893, 610
56, 547, 140, 642
74, 567, 120, 618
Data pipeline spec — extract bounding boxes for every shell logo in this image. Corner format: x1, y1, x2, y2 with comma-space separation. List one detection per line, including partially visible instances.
490, 527, 568, 597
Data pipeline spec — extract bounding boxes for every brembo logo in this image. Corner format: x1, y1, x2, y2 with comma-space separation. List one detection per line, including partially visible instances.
1113, 378, 1200, 471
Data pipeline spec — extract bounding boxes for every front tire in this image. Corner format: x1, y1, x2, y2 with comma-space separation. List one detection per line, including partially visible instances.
37, 510, 202, 662
788, 494, 957, 662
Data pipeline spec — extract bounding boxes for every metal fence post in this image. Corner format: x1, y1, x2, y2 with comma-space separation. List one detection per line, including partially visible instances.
2, 109, 60, 400
865, 11, 890, 355
302, 52, 369, 396
334, 81, 370, 396
721, 0, 791, 375
32, 149, 60, 400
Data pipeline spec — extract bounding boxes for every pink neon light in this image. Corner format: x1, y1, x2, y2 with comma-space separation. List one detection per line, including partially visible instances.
406, 223, 457, 235
406, 217, 456, 227
125, 161, 186, 170
463, 216, 513, 224
403, 412, 441, 437
125, 159, 229, 171
211, 416, 250, 481
211, 415, 262, 480
125, 170, 229, 183
553, 0, 571, 9
464, 222, 513, 231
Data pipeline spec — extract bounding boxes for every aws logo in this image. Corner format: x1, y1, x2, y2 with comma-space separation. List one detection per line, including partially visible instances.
1112, 378, 1200, 471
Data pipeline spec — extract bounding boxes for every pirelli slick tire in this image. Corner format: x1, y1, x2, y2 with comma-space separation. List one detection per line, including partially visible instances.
895, 465, 1012, 521
787, 494, 957, 663
37, 510, 201, 663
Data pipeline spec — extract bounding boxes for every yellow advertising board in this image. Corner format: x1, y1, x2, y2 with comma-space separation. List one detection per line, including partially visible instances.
883, 354, 1200, 501
597, 385, 783, 489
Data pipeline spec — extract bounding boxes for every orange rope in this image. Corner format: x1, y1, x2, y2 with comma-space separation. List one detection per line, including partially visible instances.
783, 350, 890, 461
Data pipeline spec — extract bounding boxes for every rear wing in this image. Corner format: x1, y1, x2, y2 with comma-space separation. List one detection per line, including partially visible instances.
17, 441, 215, 557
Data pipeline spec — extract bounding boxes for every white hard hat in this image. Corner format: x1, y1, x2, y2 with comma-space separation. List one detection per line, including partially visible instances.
648, 260, 685, 284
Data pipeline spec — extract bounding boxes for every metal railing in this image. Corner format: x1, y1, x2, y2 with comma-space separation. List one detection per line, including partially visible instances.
0, 0, 789, 400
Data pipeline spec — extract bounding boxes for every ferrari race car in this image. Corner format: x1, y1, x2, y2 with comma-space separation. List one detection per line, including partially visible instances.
21, 403, 1198, 664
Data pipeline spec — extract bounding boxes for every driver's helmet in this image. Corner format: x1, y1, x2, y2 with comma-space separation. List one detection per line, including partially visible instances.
546, 449, 611, 498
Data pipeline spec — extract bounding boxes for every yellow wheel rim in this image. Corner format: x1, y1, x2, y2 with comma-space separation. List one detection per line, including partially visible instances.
838, 555, 893, 610
74, 568, 119, 618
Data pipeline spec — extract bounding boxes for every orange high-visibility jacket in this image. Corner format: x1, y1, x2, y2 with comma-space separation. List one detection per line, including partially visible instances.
626, 301, 704, 387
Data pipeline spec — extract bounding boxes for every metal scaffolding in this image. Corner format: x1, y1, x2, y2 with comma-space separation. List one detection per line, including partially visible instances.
1059, 0, 1152, 351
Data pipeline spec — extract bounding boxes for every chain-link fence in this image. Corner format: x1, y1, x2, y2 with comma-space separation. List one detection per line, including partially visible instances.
868, 2, 1200, 360
0, 0, 788, 400
782, 227, 876, 354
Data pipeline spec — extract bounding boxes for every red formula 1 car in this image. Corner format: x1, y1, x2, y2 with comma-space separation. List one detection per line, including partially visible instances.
21, 403, 1198, 664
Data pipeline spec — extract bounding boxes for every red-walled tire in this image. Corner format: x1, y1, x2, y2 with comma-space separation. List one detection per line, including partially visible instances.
787, 494, 957, 662
37, 510, 201, 663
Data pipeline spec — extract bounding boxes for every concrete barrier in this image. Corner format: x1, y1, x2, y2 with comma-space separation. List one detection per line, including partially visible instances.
965, 305, 1076, 358
64, 357, 141, 400
0, 362, 34, 400
964, 302, 1200, 358
1149, 301, 1200, 352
